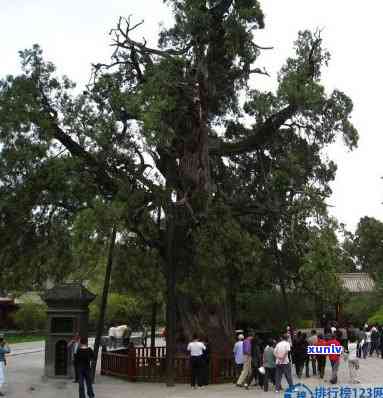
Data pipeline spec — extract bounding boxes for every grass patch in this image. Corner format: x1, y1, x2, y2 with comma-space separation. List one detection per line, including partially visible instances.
4, 334, 44, 344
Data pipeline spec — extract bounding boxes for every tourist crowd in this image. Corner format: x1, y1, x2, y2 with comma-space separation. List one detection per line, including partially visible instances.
187, 322, 383, 390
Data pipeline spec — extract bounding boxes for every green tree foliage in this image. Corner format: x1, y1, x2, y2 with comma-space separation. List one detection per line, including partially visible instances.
13, 300, 47, 331
352, 217, 383, 279
343, 294, 381, 325
90, 293, 152, 329
69, 203, 165, 330
368, 306, 383, 325
296, 220, 347, 304
237, 290, 315, 331
0, 1, 359, 355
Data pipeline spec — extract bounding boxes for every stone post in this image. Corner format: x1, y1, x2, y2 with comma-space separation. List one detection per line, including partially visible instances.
42, 283, 96, 378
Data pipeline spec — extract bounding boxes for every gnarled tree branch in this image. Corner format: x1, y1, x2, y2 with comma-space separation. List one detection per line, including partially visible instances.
209, 104, 298, 156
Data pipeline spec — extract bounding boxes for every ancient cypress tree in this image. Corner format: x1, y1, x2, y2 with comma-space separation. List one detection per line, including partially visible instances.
0, 0, 358, 384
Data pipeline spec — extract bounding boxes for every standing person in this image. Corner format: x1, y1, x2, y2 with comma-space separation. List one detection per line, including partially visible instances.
357, 327, 366, 359
328, 332, 342, 384
292, 332, 306, 378
364, 327, 371, 359
236, 334, 253, 387
347, 335, 360, 384
233, 334, 244, 382
0, 336, 10, 397
263, 339, 276, 392
370, 326, 380, 357
200, 337, 210, 386
74, 337, 95, 398
315, 334, 327, 379
301, 333, 310, 378
274, 334, 293, 393
187, 334, 206, 389
244, 336, 262, 389
68, 333, 80, 383
286, 326, 293, 345
257, 337, 265, 388
286, 326, 294, 362
324, 322, 331, 336
291, 331, 304, 379
307, 330, 318, 376
379, 326, 383, 359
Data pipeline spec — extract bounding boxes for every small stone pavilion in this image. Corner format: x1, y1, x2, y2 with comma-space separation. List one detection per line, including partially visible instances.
42, 283, 95, 378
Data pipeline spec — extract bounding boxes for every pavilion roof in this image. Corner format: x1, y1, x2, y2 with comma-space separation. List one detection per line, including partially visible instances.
338, 273, 375, 293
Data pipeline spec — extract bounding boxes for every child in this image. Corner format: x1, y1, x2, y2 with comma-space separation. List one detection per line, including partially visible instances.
347, 335, 360, 384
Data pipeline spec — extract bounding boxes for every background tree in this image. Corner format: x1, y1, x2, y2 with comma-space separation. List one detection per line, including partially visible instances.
352, 216, 383, 279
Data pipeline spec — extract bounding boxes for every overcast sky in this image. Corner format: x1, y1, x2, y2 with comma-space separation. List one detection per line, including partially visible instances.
1, 0, 382, 232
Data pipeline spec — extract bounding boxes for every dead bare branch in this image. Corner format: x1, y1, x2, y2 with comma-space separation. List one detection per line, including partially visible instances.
249, 67, 270, 77
110, 16, 191, 60
254, 43, 274, 50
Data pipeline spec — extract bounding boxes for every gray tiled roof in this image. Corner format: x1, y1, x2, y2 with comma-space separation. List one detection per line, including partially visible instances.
338, 273, 375, 293
42, 283, 96, 306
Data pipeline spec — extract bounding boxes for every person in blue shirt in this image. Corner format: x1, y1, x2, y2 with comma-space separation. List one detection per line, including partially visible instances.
0, 335, 11, 396
233, 334, 244, 381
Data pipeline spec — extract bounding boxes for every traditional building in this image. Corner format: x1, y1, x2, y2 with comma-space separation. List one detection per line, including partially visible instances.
338, 272, 376, 293
336, 272, 375, 323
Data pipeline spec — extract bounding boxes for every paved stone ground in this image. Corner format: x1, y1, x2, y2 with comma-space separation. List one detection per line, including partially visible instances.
2, 343, 383, 398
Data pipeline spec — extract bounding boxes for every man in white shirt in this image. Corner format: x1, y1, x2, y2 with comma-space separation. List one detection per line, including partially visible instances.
187, 335, 206, 388
273, 334, 293, 392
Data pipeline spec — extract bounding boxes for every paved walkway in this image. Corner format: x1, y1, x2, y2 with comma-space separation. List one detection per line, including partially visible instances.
2, 347, 383, 398
8, 341, 45, 356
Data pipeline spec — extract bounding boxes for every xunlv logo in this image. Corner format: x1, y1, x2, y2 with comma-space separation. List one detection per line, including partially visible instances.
307, 345, 343, 355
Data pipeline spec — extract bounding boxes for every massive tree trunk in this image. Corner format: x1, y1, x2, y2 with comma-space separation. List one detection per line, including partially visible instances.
176, 294, 233, 354
164, 40, 232, 384
164, 200, 234, 386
